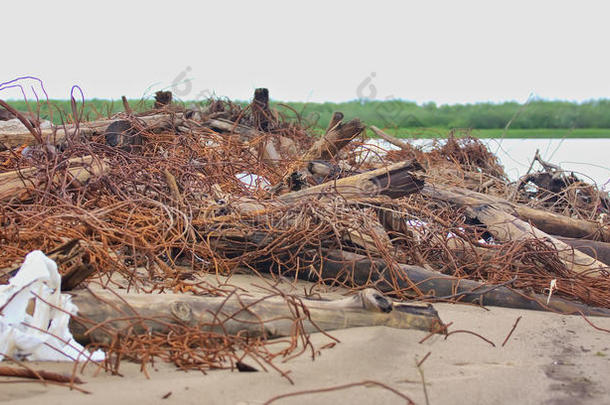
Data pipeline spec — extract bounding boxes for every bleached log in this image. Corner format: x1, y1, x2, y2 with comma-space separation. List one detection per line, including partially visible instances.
369, 125, 413, 151
425, 182, 610, 242
422, 184, 608, 276
69, 288, 445, 345
0, 113, 185, 149
278, 161, 424, 202
0, 155, 108, 202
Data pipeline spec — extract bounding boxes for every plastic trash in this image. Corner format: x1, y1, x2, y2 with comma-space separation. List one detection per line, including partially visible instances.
0, 250, 104, 362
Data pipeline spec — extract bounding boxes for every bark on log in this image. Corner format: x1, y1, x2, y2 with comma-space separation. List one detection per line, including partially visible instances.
424, 182, 610, 242
301, 117, 365, 163
154, 91, 173, 109
271, 113, 364, 193
514, 203, 610, 242
555, 236, 610, 266
251, 88, 270, 131
104, 120, 142, 149
300, 250, 610, 316
0, 238, 94, 289
0, 155, 108, 202
278, 161, 424, 202
325, 112, 344, 134
69, 288, 444, 345
422, 184, 608, 276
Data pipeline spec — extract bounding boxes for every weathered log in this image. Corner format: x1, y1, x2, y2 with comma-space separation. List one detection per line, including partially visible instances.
223, 164, 422, 254
154, 91, 173, 109
0, 155, 108, 202
206, 117, 280, 165
251, 88, 270, 131
121, 96, 133, 115
104, 120, 142, 149
206, 117, 258, 138
302, 116, 365, 163
0, 107, 13, 121
0, 113, 185, 149
69, 288, 445, 345
475, 206, 607, 276
271, 113, 364, 193
300, 250, 610, 316
422, 184, 608, 276
278, 161, 424, 202
514, 201, 610, 242
369, 125, 412, 151
424, 182, 610, 242
322, 111, 341, 133
555, 236, 610, 266
0, 100, 43, 144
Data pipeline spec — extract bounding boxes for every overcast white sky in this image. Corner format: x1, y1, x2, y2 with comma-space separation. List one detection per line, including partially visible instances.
1, 0, 609, 104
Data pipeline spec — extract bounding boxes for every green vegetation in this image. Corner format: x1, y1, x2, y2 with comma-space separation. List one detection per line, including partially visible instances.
5, 98, 610, 138
384, 127, 610, 139
4, 99, 156, 124
275, 99, 610, 131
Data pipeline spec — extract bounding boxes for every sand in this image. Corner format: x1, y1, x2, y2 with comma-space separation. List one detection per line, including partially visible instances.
1, 276, 609, 405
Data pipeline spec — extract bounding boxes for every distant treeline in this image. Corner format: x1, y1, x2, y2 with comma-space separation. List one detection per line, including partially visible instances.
282, 99, 610, 129
6, 98, 610, 129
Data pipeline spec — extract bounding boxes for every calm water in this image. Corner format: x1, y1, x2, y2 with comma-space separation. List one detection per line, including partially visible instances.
370, 138, 610, 190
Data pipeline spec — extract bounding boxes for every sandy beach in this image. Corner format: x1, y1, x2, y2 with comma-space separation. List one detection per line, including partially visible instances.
3, 2, 610, 404
1, 275, 608, 405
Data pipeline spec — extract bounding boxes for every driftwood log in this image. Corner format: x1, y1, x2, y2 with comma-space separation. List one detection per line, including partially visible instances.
0, 113, 186, 149
272, 112, 365, 192
423, 183, 608, 276
206, 117, 281, 165
555, 236, 610, 266
425, 182, 610, 242
302, 115, 365, 162
69, 288, 444, 345
369, 125, 413, 151
299, 250, 610, 316
251, 88, 271, 131
0, 155, 108, 202
278, 161, 424, 202
0, 239, 96, 290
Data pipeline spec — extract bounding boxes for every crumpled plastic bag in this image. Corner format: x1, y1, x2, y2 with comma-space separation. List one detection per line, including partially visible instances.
0, 250, 104, 362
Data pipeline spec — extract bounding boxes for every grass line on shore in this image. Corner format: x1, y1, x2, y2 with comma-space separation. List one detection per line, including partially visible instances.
4, 99, 610, 138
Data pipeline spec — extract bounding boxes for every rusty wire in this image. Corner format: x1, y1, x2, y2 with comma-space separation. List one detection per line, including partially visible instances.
1, 97, 610, 382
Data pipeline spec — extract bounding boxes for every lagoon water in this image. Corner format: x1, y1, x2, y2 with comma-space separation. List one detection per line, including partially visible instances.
371, 138, 610, 190
482, 138, 610, 188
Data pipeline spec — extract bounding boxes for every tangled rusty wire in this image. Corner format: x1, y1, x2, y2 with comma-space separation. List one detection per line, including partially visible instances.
1, 95, 610, 380
68, 284, 334, 381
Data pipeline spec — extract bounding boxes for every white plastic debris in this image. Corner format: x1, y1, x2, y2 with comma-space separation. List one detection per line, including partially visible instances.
236, 172, 270, 190
0, 250, 104, 362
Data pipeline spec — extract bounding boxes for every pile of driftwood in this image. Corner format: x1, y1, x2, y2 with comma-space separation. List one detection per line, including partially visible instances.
1, 89, 609, 379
